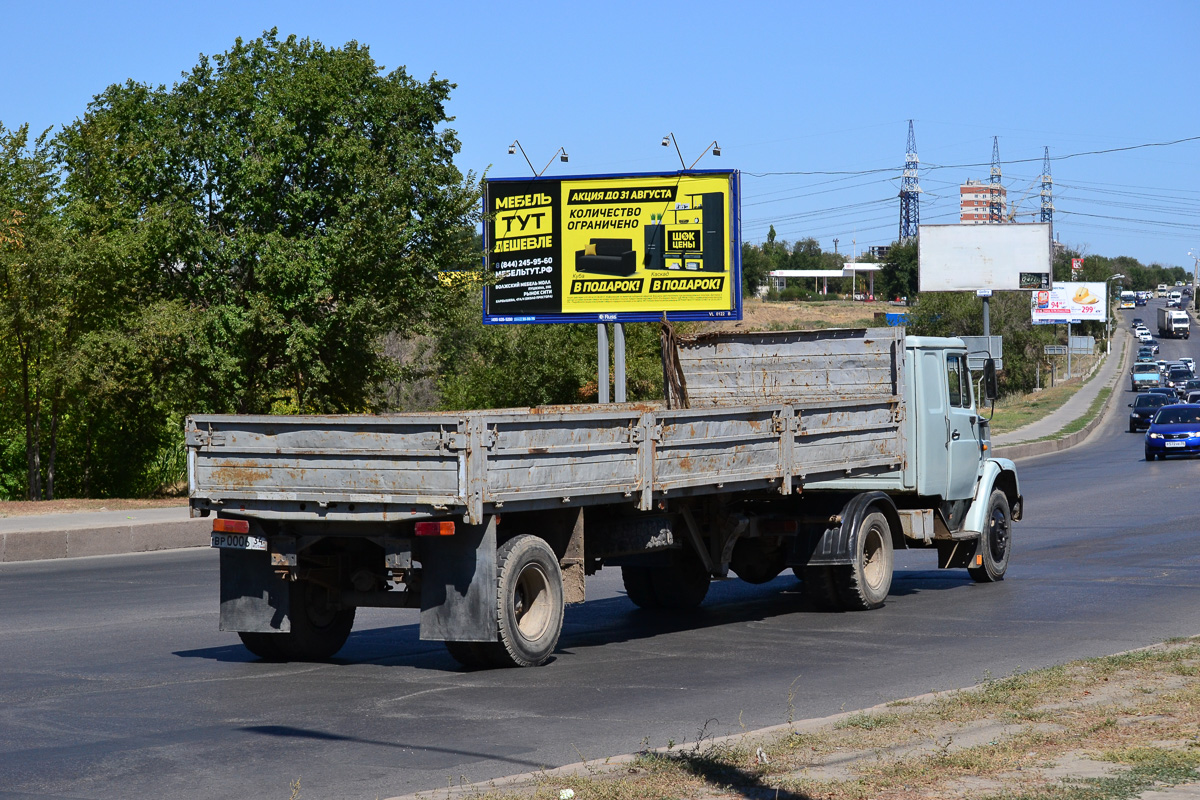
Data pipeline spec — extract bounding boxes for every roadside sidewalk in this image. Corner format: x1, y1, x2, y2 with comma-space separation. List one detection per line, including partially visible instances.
0, 506, 205, 563
990, 327, 1131, 460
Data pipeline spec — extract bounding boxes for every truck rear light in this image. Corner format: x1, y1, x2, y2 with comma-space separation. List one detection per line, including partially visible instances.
212, 518, 250, 534
415, 521, 455, 536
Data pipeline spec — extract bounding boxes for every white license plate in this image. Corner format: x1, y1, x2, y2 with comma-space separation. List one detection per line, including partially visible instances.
211, 533, 269, 550
1166, 441, 1186, 448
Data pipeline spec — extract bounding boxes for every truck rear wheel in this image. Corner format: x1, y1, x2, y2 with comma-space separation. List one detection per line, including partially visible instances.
803, 564, 841, 610
833, 511, 893, 610
621, 566, 660, 609
444, 641, 501, 670
653, 547, 710, 609
492, 535, 564, 668
968, 490, 1011, 583
620, 547, 710, 610
238, 580, 355, 661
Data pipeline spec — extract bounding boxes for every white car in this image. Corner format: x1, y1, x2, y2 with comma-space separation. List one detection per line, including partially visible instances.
1186, 391, 1200, 404
1138, 330, 1153, 342
1183, 358, 1196, 371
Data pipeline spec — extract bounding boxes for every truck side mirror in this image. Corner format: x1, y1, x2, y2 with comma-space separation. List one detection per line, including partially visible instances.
983, 359, 998, 402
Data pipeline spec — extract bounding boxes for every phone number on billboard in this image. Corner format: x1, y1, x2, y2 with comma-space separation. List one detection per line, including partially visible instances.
496, 257, 554, 269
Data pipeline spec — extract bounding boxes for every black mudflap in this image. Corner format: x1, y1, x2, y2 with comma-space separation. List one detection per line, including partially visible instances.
219, 548, 291, 632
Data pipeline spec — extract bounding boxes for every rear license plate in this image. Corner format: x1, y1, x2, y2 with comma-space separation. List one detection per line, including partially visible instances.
211, 533, 269, 550
1166, 441, 1186, 448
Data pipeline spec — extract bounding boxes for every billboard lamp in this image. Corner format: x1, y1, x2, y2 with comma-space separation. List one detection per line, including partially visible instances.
508, 140, 569, 177
662, 133, 721, 170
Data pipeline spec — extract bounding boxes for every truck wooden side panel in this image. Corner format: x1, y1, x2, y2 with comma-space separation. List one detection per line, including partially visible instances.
187, 328, 907, 524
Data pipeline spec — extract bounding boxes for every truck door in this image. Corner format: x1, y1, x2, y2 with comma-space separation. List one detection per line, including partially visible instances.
945, 353, 980, 500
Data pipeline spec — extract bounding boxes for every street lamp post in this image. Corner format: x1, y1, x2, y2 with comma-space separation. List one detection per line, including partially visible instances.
1106, 273, 1125, 354
1189, 250, 1199, 310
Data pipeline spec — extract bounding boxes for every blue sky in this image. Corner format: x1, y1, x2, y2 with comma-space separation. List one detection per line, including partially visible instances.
3, 0, 1198, 268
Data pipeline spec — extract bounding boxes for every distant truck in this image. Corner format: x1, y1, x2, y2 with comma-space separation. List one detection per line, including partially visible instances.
1131, 361, 1162, 392
1157, 306, 1190, 339
187, 328, 1023, 668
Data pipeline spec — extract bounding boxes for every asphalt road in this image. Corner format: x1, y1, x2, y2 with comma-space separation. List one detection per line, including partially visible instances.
2, 307, 1199, 800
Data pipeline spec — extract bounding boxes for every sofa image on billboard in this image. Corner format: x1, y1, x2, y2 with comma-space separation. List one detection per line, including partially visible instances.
575, 238, 637, 277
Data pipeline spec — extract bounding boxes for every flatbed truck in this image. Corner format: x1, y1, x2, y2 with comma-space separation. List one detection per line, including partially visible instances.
188, 327, 1022, 668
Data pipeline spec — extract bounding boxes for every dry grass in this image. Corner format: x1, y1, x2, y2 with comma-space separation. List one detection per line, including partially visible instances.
700, 298, 891, 334
429, 639, 1200, 800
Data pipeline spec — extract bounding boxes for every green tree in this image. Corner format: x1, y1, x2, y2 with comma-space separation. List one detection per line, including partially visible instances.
877, 238, 918, 301
740, 242, 771, 297
0, 123, 69, 498
57, 30, 480, 417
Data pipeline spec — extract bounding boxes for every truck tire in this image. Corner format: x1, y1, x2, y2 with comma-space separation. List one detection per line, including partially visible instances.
444, 641, 501, 670
803, 564, 841, 610
621, 565, 660, 609
238, 580, 355, 661
238, 632, 284, 661
729, 538, 787, 584
622, 548, 710, 610
492, 535, 564, 668
833, 511, 893, 610
969, 490, 1011, 583
653, 547, 710, 609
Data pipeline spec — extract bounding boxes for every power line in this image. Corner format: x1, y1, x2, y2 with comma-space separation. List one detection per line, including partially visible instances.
743, 134, 1200, 178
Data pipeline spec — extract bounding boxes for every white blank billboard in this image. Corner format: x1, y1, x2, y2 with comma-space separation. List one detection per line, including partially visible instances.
918, 223, 1052, 292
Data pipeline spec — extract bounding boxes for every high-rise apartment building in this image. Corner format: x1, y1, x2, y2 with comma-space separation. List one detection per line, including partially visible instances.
960, 179, 1007, 224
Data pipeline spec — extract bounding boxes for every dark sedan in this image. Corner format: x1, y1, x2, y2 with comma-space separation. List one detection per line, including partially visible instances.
1145, 404, 1200, 460
1129, 393, 1176, 432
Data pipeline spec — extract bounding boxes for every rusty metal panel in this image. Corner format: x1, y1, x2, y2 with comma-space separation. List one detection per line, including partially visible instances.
675, 327, 904, 407
792, 398, 905, 479
480, 409, 644, 508
653, 405, 785, 493
189, 414, 465, 507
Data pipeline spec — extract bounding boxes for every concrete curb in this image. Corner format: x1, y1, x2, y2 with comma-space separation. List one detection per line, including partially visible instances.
991, 332, 1130, 462
0, 518, 209, 564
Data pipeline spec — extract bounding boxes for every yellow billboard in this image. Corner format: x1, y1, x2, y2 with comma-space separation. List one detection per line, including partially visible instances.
483, 171, 741, 323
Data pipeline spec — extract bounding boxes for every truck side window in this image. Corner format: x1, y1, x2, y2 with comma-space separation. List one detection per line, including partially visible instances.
946, 354, 972, 409
947, 356, 962, 407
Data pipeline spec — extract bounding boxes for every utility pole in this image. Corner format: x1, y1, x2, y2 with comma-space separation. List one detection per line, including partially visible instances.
988, 137, 1003, 223
899, 120, 921, 241
1040, 146, 1054, 230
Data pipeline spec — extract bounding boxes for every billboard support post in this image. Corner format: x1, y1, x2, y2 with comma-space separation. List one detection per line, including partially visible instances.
1070, 321, 1080, 381
597, 324, 609, 404
614, 323, 627, 402
982, 296, 990, 338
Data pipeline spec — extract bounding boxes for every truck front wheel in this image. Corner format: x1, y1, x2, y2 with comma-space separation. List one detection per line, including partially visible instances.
238, 580, 355, 661
968, 489, 1011, 583
833, 511, 894, 610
